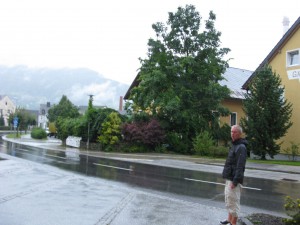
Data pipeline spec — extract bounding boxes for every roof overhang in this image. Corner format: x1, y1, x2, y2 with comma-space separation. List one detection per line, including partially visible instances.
242, 17, 300, 90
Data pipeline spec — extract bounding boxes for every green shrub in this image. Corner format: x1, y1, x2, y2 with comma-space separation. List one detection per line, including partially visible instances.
31, 127, 47, 139
0, 126, 11, 130
210, 145, 229, 158
166, 132, 190, 154
193, 131, 215, 156
102, 144, 114, 152
284, 196, 300, 225
284, 142, 300, 161
211, 123, 231, 146
98, 112, 122, 145
154, 144, 168, 153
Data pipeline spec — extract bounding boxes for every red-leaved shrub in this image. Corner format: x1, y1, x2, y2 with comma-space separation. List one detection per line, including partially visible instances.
122, 119, 165, 147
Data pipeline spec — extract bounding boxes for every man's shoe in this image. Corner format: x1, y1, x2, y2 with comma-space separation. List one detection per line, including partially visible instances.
219, 220, 230, 225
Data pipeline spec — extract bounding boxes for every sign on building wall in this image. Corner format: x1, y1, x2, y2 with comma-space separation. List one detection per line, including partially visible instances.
287, 69, 300, 80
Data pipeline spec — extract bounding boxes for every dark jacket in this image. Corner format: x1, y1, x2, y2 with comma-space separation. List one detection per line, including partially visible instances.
222, 138, 248, 186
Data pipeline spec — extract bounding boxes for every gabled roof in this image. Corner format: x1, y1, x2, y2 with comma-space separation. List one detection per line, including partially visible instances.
242, 16, 300, 90
124, 67, 252, 100
0, 95, 10, 101
124, 73, 140, 100
220, 67, 253, 99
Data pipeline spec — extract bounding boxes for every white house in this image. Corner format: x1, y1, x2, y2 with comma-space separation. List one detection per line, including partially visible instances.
38, 102, 52, 129
0, 95, 16, 126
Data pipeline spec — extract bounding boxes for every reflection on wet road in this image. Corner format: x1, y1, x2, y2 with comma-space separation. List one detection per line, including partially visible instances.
1, 139, 299, 214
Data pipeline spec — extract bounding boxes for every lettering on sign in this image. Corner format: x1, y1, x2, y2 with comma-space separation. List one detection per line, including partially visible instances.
287, 69, 300, 80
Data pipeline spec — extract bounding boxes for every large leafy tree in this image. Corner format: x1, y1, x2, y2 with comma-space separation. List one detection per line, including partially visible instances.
47, 95, 80, 122
48, 95, 80, 141
128, 5, 230, 153
241, 66, 293, 159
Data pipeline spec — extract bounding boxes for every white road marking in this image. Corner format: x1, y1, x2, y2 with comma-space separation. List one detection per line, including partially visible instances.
93, 163, 133, 171
45, 154, 66, 160
16, 148, 67, 160
184, 178, 262, 191
15, 148, 29, 152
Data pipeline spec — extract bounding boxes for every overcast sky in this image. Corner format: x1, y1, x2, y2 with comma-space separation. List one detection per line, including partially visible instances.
0, 0, 299, 85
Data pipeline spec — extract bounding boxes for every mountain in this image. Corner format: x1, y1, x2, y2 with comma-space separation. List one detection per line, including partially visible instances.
0, 65, 129, 110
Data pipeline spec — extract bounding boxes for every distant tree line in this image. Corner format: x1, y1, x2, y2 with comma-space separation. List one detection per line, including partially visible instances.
7, 108, 37, 135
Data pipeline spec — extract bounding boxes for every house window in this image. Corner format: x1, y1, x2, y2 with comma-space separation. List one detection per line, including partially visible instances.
287, 50, 299, 67
230, 112, 237, 126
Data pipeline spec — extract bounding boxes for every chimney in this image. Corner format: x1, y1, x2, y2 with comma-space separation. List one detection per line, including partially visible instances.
119, 96, 123, 111
282, 16, 290, 35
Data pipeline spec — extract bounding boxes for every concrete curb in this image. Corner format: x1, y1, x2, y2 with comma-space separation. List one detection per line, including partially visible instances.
240, 217, 253, 225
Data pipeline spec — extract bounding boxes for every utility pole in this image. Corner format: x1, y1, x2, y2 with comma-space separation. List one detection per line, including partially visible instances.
86, 94, 94, 150
86, 94, 94, 175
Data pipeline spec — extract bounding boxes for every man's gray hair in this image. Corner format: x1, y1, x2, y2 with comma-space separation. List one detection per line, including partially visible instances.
232, 125, 243, 133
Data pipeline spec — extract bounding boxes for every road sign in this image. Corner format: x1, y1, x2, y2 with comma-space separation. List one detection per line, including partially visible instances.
13, 117, 18, 128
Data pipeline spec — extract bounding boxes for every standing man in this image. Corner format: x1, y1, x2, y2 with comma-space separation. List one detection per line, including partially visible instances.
220, 125, 247, 225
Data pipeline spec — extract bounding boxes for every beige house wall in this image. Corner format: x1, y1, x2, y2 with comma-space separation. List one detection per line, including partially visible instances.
268, 28, 300, 150
220, 98, 246, 126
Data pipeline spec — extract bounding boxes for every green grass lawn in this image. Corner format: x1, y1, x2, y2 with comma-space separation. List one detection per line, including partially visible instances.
6, 133, 22, 138
249, 159, 300, 166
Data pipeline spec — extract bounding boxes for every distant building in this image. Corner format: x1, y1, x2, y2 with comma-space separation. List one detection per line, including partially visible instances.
38, 102, 52, 129
219, 67, 253, 127
0, 95, 16, 126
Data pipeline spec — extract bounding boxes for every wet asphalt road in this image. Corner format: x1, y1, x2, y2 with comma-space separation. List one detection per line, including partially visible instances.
0, 154, 229, 225
1, 135, 299, 224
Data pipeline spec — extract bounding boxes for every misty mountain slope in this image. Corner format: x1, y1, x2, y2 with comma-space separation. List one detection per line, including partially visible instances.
0, 65, 129, 110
